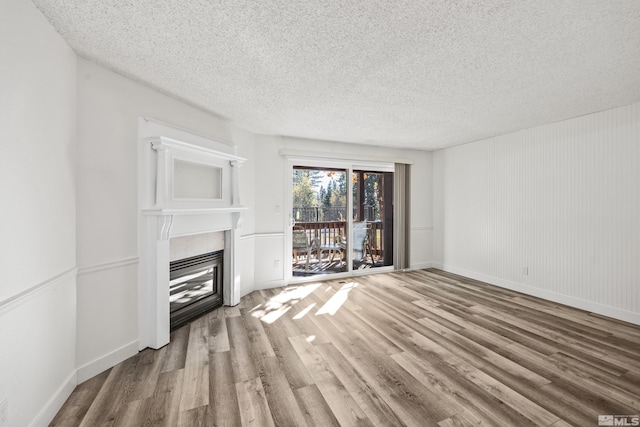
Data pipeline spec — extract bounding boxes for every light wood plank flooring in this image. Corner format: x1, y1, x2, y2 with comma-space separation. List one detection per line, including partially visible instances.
51, 269, 640, 426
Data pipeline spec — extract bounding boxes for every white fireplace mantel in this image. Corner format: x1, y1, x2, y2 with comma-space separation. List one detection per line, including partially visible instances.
138, 120, 248, 350
143, 207, 249, 240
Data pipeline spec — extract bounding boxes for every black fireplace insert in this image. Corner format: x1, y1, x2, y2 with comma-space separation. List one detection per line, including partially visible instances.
169, 250, 223, 330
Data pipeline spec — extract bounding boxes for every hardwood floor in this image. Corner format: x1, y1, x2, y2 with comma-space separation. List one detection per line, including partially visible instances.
51, 269, 640, 426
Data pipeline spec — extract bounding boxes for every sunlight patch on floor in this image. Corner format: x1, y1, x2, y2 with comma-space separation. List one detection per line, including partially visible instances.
272, 283, 321, 305
253, 283, 321, 324
293, 302, 316, 320
316, 282, 358, 316
260, 305, 292, 324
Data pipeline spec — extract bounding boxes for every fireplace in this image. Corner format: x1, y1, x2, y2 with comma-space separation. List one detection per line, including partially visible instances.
138, 118, 247, 350
170, 250, 223, 330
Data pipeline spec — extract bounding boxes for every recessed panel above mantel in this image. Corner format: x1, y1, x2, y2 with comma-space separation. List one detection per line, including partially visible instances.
173, 160, 222, 201
146, 135, 245, 210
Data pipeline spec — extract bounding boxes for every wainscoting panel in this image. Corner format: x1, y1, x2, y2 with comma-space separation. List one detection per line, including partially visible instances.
76, 258, 139, 372
433, 102, 640, 324
0, 270, 77, 427
250, 233, 286, 287
240, 235, 256, 297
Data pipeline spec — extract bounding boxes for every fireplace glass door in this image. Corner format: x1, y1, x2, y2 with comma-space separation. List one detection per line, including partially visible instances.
169, 250, 223, 329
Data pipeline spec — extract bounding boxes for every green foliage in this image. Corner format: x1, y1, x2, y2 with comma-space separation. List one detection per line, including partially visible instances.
329, 178, 345, 208
293, 169, 350, 221
353, 171, 382, 221
292, 168, 388, 224
364, 173, 382, 220
292, 170, 318, 208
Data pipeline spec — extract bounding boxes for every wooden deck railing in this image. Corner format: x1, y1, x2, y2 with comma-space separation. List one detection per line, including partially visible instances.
294, 221, 345, 246
294, 220, 384, 257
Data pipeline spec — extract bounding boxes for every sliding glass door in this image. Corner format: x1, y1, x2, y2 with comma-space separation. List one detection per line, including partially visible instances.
352, 170, 394, 269
289, 161, 394, 279
291, 167, 348, 277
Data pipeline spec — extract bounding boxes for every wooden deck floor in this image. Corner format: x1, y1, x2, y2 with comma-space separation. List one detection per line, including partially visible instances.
292, 253, 382, 276
51, 269, 640, 426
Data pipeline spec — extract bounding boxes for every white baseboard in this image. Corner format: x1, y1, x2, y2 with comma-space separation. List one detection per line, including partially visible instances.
253, 279, 286, 291
31, 370, 77, 427
408, 261, 433, 270
432, 263, 640, 327
76, 340, 139, 383
240, 285, 254, 298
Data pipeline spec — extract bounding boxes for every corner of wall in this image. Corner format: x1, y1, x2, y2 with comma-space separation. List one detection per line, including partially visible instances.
76, 340, 139, 384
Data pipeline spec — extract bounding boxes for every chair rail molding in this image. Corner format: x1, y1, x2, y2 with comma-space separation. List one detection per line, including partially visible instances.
0, 267, 77, 315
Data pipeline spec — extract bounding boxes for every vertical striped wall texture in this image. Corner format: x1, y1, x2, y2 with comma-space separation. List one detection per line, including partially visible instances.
433, 102, 639, 322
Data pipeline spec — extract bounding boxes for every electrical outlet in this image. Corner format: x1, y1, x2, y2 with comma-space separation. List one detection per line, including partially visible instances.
273, 260, 280, 268
522, 267, 529, 275
0, 399, 8, 427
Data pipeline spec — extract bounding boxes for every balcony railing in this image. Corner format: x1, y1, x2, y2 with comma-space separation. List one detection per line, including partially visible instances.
292, 206, 378, 223
293, 220, 384, 257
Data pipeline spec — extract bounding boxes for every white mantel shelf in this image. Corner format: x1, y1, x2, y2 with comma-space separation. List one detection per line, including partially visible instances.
146, 135, 245, 163
143, 206, 249, 216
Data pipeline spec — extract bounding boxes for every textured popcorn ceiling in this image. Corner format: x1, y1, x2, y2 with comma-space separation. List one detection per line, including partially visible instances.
32, 0, 640, 150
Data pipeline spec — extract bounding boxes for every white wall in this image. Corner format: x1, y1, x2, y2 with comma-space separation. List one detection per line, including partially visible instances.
251, 135, 433, 287
409, 154, 434, 269
75, 59, 256, 380
433, 102, 640, 325
0, 0, 78, 425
